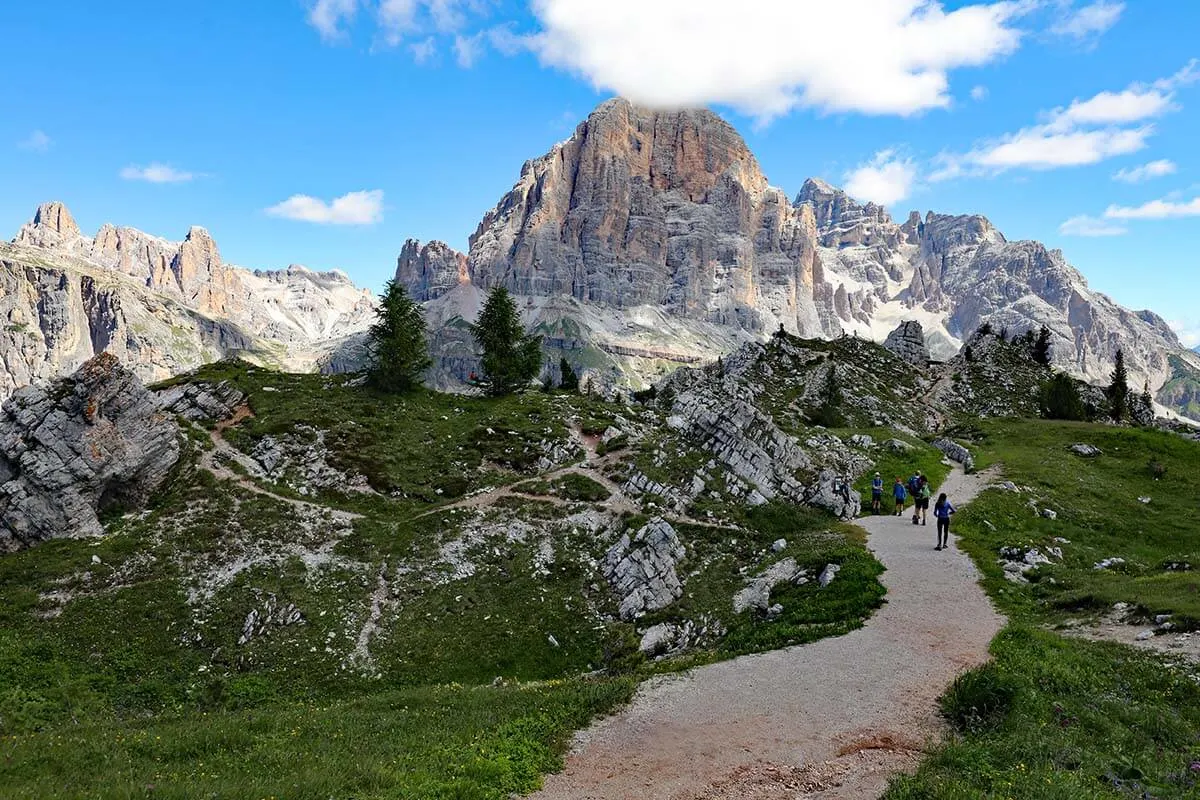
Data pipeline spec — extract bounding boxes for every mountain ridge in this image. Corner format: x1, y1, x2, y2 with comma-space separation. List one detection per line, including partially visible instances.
394, 98, 1199, 417
1, 202, 375, 400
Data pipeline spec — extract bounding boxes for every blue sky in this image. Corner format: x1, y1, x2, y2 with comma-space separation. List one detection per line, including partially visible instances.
3, 1, 1198, 343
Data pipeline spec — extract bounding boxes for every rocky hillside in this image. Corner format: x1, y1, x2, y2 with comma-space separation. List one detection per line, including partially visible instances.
0, 202, 375, 402
394, 98, 1200, 419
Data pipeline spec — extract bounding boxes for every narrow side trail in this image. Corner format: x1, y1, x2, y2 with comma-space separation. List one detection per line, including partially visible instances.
531, 466, 1005, 799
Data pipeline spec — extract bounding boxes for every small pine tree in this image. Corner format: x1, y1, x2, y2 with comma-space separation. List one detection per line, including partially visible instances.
1107, 349, 1130, 422
366, 280, 431, 393
559, 357, 579, 392
1032, 325, 1052, 366
811, 365, 846, 427
999, 326, 1009, 343
470, 287, 542, 397
976, 322, 994, 337
1040, 373, 1086, 420
963, 345, 974, 363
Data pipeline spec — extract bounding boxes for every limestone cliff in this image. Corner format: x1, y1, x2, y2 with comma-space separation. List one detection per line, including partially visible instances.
1, 204, 376, 401
393, 99, 1195, 415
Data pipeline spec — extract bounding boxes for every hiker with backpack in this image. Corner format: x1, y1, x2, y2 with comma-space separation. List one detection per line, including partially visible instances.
914, 476, 932, 526
871, 472, 884, 514
934, 493, 956, 550
892, 476, 907, 516
908, 471, 923, 524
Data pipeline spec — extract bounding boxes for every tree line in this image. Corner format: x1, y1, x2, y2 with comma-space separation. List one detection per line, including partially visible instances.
973, 322, 1152, 425
365, 281, 580, 396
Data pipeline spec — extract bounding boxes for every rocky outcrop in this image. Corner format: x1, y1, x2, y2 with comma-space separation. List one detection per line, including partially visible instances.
603, 518, 687, 620
0, 354, 181, 551
1, 203, 376, 402
396, 240, 469, 302
883, 321, 930, 366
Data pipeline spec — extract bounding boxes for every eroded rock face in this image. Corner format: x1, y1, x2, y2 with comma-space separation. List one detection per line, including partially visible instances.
603, 518, 687, 620
396, 239, 469, 302
884, 321, 930, 366
2, 203, 376, 403
0, 354, 181, 551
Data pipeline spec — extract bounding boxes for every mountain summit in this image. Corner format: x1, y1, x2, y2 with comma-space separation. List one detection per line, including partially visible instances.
1, 203, 375, 400
396, 98, 1199, 411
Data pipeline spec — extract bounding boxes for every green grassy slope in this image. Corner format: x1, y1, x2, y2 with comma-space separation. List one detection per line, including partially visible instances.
0, 361, 903, 798
887, 420, 1200, 799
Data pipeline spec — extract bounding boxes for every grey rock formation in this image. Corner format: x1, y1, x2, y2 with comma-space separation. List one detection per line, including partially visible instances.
2, 203, 376, 403
156, 379, 245, 423
932, 438, 975, 472
393, 98, 1197, 419
602, 518, 687, 620
732, 557, 805, 614
883, 321, 930, 366
0, 353, 181, 551
1069, 443, 1103, 458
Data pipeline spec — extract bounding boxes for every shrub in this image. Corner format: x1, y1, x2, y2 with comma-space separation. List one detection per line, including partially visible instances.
941, 661, 1017, 733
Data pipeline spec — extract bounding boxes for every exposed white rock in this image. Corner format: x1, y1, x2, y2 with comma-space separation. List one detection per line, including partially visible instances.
603, 518, 687, 620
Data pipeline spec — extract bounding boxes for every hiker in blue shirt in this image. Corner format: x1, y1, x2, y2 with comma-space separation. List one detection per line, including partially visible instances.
871, 472, 884, 514
892, 477, 907, 516
934, 493, 956, 550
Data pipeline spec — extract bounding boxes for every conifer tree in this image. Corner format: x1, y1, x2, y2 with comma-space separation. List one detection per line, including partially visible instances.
366, 280, 431, 393
558, 357, 579, 392
811, 364, 846, 427
1040, 373, 1086, 420
1107, 349, 1130, 422
470, 287, 542, 396
1032, 325, 1053, 365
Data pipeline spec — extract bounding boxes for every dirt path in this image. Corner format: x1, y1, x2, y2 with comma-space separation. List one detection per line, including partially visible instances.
530, 466, 1006, 799
414, 425, 738, 532
198, 405, 361, 522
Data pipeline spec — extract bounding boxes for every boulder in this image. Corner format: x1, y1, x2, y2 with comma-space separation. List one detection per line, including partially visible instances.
0, 354, 181, 551
1069, 443, 1102, 457
932, 438, 975, 472
603, 518, 687, 620
883, 321, 930, 366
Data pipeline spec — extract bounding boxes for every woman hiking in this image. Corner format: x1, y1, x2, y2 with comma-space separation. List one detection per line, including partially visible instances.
933, 492, 956, 551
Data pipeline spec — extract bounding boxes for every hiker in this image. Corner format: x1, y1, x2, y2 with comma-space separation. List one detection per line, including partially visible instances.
934, 492, 956, 550
915, 477, 932, 526
892, 477, 907, 516
871, 472, 884, 514
908, 471, 924, 524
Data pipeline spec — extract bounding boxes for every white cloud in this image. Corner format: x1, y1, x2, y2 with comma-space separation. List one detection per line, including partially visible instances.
18, 130, 52, 153
967, 125, 1152, 170
1059, 214, 1127, 236
1051, 1, 1124, 41
315, 0, 487, 47
1104, 196, 1200, 220
1052, 88, 1174, 128
843, 150, 918, 207
1113, 159, 1177, 183
526, 0, 1029, 120
308, 0, 359, 41
266, 190, 384, 225
970, 85, 989, 101
935, 61, 1195, 176
410, 36, 437, 63
453, 32, 484, 67
120, 163, 197, 183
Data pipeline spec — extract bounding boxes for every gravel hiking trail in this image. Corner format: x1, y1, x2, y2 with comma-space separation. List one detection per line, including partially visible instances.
531, 466, 1005, 799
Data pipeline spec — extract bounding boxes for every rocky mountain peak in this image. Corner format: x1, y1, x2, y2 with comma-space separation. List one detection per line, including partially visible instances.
32, 201, 81, 237
395, 239, 469, 302
795, 177, 908, 249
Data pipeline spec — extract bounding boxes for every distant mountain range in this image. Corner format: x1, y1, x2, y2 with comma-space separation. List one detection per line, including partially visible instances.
1, 202, 374, 400
4, 98, 1198, 421
393, 98, 1200, 419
